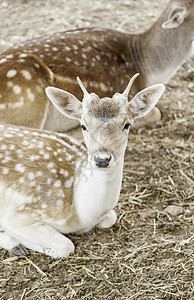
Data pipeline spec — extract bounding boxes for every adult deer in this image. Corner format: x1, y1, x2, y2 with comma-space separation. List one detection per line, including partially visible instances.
0, 0, 193, 131
0, 75, 165, 257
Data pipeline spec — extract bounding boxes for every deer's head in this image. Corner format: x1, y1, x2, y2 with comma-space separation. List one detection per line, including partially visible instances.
162, 0, 194, 50
46, 74, 165, 169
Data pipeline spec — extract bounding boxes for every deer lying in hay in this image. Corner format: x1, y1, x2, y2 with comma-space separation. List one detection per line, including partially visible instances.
0, 74, 165, 257
0, 0, 193, 131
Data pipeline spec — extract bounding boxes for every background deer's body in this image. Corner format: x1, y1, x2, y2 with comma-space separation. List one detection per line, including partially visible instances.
0, 0, 193, 131
0, 75, 165, 257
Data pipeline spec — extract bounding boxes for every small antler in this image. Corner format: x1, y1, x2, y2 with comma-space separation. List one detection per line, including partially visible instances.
77, 76, 90, 97
122, 73, 139, 97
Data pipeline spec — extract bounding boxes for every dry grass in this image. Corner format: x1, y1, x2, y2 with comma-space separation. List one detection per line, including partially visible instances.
0, 0, 193, 299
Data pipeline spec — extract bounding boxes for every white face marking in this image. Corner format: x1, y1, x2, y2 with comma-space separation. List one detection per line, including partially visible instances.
21, 70, 32, 80
65, 57, 71, 62
65, 46, 71, 51
6, 70, 17, 78
13, 85, 21, 94
52, 47, 58, 51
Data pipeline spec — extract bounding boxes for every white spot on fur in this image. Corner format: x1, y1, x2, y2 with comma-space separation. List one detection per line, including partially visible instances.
47, 162, 54, 168
13, 85, 21, 94
37, 171, 43, 177
54, 180, 61, 188
65, 176, 74, 188
7, 81, 13, 87
7, 70, 17, 78
27, 88, 35, 101
59, 169, 69, 177
15, 163, 25, 173
41, 203, 47, 209
2, 168, 9, 174
56, 199, 63, 207
21, 70, 32, 80
19, 54, 27, 58
0, 58, 7, 64
1, 144, 7, 150
43, 153, 50, 160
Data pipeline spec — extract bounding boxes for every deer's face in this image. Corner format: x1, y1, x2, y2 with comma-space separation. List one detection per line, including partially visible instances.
81, 94, 130, 168
45, 74, 165, 169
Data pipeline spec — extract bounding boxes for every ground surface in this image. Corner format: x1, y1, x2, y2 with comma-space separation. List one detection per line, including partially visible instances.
0, 0, 193, 299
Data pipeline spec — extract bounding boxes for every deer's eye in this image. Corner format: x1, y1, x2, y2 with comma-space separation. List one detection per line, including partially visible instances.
123, 123, 131, 130
81, 124, 87, 131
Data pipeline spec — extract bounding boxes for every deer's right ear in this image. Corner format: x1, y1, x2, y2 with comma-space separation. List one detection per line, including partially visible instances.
45, 87, 82, 121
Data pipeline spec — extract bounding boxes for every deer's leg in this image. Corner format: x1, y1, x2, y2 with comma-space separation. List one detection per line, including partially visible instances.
133, 106, 161, 128
0, 227, 28, 255
97, 210, 117, 229
1, 214, 75, 258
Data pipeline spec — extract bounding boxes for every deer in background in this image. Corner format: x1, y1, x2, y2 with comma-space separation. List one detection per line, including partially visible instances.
0, 74, 165, 257
0, 0, 193, 131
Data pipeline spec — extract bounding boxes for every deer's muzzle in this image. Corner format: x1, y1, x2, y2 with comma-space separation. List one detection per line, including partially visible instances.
94, 152, 112, 168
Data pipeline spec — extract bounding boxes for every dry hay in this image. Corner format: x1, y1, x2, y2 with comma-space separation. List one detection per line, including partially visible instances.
0, 0, 193, 299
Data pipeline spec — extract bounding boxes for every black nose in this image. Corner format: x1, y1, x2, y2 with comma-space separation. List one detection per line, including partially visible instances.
94, 155, 111, 168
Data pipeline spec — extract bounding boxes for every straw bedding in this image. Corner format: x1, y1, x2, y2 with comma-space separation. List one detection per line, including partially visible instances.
0, 0, 193, 299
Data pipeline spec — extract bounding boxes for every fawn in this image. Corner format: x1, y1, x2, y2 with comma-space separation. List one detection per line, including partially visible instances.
0, 74, 165, 257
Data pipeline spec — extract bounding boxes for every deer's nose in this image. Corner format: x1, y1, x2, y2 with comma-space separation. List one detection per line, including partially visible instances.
94, 153, 112, 168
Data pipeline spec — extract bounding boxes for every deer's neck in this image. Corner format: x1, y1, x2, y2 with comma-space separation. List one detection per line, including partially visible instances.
74, 153, 125, 231
136, 17, 193, 86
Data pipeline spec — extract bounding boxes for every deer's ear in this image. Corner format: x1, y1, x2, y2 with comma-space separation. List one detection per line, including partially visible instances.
45, 87, 82, 121
162, 5, 188, 29
128, 84, 165, 120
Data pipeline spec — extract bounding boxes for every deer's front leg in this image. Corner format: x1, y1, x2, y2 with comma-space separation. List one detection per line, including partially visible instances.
97, 210, 117, 229
1, 213, 75, 258
0, 227, 28, 255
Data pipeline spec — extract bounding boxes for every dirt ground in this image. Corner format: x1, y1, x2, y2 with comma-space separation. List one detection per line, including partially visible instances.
0, 0, 193, 299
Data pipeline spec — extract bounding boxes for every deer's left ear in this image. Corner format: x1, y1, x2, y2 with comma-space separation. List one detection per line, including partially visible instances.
162, 5, 188, 29
45, 87, 82, 121
128, 84, 165, 120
